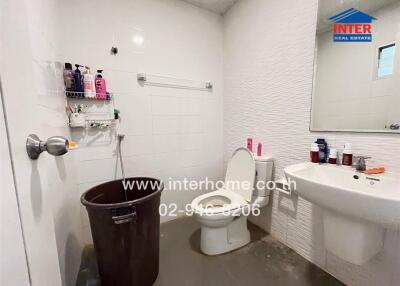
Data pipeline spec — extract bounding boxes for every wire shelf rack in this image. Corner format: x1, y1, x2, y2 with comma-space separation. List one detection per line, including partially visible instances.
65, 91, 113, 101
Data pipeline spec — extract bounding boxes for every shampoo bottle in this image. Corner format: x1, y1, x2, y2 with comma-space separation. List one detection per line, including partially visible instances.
73, 64, 84, 94
342, 143, 353, 166
63, 63, 75, 93
83, 66, 95, 98
95, 70, 107, 99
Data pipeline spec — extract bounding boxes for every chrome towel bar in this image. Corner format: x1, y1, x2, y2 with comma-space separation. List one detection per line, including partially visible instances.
137, 73, 212, 91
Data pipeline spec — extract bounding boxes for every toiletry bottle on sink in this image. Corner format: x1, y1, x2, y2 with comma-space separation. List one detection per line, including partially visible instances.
315, 138, 328, 163
310, 143, 319, 163
342, 143, 353, 166
328, 148, 337, 164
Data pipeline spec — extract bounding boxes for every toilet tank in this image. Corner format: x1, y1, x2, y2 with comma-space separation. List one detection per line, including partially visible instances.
254, 155, 274, 197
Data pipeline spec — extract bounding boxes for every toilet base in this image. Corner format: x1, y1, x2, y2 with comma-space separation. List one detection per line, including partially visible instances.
200, 216, 250, 255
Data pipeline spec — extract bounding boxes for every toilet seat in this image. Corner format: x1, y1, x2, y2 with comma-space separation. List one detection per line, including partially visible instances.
192, 148, 256, 216
192, 189, 248, 215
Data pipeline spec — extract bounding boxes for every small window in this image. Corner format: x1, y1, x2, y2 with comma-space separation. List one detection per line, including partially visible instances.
377, 43, 395, 78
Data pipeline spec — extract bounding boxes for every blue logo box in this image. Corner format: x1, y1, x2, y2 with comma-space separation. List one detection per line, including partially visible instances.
333, 34, 372, 42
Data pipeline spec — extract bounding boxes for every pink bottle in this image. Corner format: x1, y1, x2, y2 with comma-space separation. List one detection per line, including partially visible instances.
95, 70, 107, 99
247, 138, 253, 152
257, 143, 262, 156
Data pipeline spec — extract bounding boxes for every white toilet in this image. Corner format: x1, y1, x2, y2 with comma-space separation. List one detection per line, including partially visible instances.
191, 147, 274, 255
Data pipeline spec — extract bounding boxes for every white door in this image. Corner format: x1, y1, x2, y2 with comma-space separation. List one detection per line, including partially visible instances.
0, 0, 75, 285
0, 89, 30, 286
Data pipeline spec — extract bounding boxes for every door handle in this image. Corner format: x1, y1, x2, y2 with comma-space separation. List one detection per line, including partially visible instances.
26, 134, 69, 160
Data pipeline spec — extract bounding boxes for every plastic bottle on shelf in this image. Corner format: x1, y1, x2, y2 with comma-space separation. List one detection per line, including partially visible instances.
95, 70, 107, 100
73, 64, 84, 95
63, 63, 75, 93
83, 66, 96, 98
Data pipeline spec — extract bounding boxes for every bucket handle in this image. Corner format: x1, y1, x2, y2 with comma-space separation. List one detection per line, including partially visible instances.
112, 207, 137, 224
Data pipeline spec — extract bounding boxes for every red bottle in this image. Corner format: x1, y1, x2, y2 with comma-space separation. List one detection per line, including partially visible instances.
342, 143, 353, 166
310, 143, 319, 163
328, 148, 337, 164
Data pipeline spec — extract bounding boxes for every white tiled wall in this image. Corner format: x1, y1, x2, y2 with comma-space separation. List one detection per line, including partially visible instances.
223, 0, 400, 285
53, 0, 224, 242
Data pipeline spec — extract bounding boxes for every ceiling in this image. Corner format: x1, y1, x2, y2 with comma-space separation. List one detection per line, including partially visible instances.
182, 0, 238, 14
317, 0, 400, 33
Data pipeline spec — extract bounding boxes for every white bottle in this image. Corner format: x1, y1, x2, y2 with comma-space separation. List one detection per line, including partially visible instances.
83, 66, 96, 98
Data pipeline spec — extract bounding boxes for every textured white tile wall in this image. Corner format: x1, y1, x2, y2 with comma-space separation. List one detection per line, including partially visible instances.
223, 0, 400, 285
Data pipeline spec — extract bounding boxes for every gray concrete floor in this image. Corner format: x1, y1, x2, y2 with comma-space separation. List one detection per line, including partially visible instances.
76, 217, 344, 286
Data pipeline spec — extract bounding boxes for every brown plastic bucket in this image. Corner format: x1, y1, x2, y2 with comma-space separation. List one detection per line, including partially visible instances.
81, 177, 163, 286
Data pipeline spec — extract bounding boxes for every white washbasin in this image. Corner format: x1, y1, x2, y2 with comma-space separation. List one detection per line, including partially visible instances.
284, 162, 400, 228
284, 162, 400, 265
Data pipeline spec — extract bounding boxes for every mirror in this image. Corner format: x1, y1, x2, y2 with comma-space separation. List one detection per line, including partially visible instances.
311, 0, 400, 133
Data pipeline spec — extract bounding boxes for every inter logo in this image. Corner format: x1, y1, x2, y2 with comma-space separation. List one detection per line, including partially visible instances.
329, 8, 377, 42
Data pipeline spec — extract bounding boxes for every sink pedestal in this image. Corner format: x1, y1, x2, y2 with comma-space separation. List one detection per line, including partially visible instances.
324, 210, 385, 265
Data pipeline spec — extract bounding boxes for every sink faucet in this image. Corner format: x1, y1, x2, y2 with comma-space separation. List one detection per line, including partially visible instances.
353, 156, 371, 172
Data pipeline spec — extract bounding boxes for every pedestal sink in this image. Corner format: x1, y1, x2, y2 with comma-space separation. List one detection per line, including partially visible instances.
284, 162, 400, 265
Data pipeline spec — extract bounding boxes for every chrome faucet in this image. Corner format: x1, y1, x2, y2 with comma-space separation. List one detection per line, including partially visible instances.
353, 156, 371, 172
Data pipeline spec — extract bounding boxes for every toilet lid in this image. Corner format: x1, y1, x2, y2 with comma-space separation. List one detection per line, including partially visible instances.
225, 148, 255, 202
